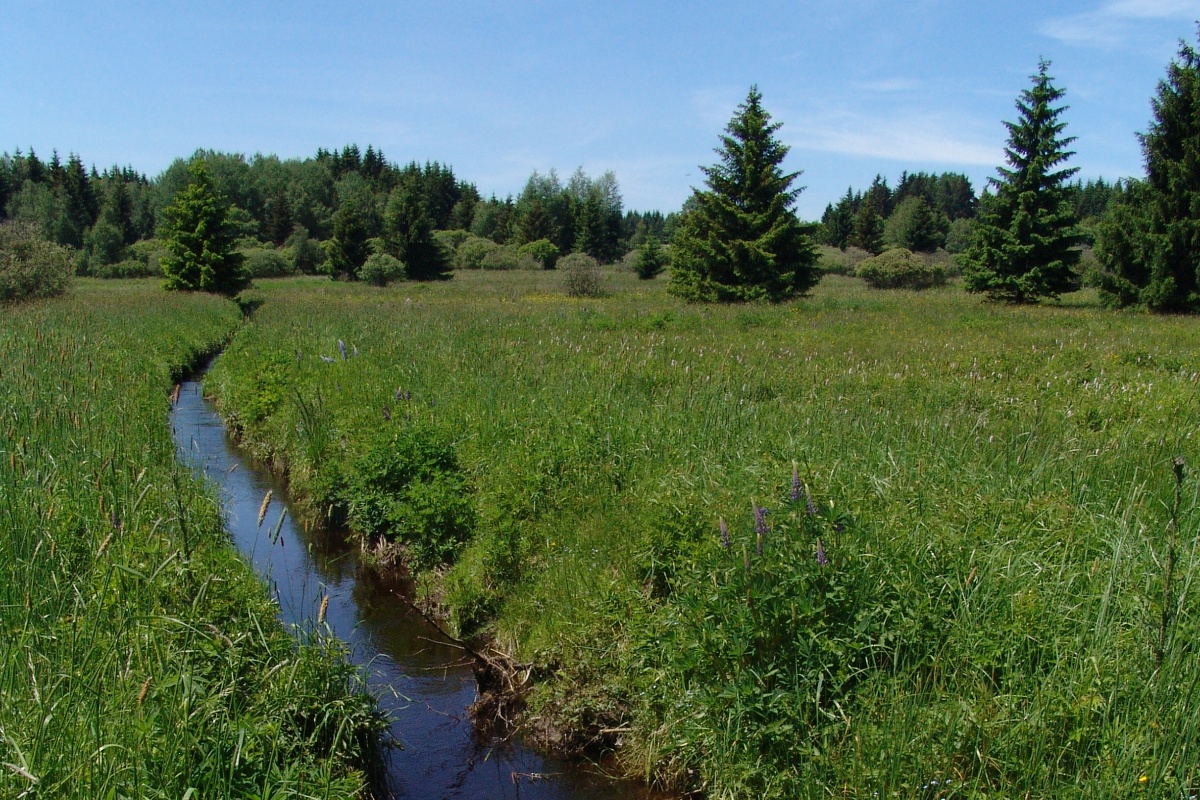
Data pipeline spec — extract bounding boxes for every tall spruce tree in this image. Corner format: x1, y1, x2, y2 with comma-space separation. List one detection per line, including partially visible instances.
1097, 30, 1200, 312
669, 86, 818, 302
383, 183, 450, 280
160, 162, 249, 296
962, 60, 1082, 303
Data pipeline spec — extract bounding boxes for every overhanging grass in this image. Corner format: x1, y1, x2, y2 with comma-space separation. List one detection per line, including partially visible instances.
0, 279, 381, 799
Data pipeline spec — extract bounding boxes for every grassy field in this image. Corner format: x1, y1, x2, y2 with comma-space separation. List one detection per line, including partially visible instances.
0, 280, 380, 799
205, 269, 1200, 798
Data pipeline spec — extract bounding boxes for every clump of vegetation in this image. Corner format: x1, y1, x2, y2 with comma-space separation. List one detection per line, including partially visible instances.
242, 245, 294, 278
519, 238, 560, 269
359, 251, 405, 286
815, 244, 871, 276
856, 247, 947, 289
560, 252, 605, 297
0, 220, 73, 303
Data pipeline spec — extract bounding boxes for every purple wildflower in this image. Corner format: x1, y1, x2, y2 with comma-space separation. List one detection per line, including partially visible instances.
816, 538, 828, 567
804, 484, 817, 516
338, 339, 347, 361
754, 504, 768, 556
791, 464, 802, 502
719, 517, 730, 550
382, 405, 391, 421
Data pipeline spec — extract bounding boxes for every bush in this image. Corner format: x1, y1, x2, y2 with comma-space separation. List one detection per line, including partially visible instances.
560, 252, 605, 297
435, 229, 471, 255
284, 226, 327, 274
944, 217, 975, 254
91, 259, 160, 279
242, 247, 294, 278
0, 221, 73, 303
856, 248, 946, 289
339, 426, 475, 568
481, 244, 539, 271
454, 235, 499, 270
358, 252, 406, 286
816, 245, 871, 276
518, 238, 560, 269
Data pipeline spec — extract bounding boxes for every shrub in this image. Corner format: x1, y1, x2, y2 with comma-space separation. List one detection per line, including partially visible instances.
0, 221, 73, 304
358, 252, 406, 286
518, 238, 560, 269
284, 226, 327, 274
560, 252, 605, 297
816, 245, 871, 276
856, 248, 946, 289
242, 247, 294, 278
435, 229, 471, 255
454, 235, 499, 270
481, 244, 539, 271
339, 426, 475, 568
91, 259, 160, 279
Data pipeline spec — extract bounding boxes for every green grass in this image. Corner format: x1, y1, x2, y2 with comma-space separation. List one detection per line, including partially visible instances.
0, 279, 381, 799
206, 270, 1200, 798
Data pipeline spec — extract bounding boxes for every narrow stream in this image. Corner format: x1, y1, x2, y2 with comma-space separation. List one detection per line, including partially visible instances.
172, 378, 652, 800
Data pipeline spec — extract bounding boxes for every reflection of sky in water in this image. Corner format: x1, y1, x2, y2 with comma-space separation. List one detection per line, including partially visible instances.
173, 380, 656, 800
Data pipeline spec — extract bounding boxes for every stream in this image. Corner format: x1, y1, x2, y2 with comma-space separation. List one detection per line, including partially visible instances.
171, 377, 653, 800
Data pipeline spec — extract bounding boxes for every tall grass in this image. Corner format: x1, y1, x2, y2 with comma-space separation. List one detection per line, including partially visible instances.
206, 271, 1200, 798
0, 279, 380, 799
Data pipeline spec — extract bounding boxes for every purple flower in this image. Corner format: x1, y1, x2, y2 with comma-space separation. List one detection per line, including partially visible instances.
338, 339, 347, 361
816, 538, 828, 567
804, 485, 817, 516
791, 464, 802, 503
719, 517, 730, 550
754, 505, 768, 555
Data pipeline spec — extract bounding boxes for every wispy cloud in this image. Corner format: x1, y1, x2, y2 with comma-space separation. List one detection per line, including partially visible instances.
1041, 0, 1196, 48
787, 110, 1000, 166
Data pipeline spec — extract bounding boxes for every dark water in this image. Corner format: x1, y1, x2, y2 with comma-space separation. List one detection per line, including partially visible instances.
172, 379, 651, 800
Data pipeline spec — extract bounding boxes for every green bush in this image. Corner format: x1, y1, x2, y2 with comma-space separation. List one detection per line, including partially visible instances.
519, 238, 560, 270
338, 426, 475, 568
91, 259, 160, 279
856, 248, 946, 289
481, 244, 539, 271
454, 235, 499, 270
242, 247, 294, 278
560, 252, 605, 297
816, 245, 871, 276
0, 221, 73, 303
359, 252, 406, 286
284, 226, 328, 274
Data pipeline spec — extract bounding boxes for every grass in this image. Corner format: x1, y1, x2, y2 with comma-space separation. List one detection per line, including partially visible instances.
0, 279, 381, 799
205, 269, 1200, 798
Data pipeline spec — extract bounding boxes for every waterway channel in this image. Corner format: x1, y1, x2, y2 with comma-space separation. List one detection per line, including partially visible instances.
171, 377, 652, 800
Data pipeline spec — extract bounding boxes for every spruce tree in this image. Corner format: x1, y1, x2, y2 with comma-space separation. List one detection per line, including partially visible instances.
849, 193, 885, 255
669, 86, 819, 302
160, 162, 249, 296
633, 237, 667, 279
962, 60, 1082, 303
383, 184, 450, 280
1097, 30, 1200, 312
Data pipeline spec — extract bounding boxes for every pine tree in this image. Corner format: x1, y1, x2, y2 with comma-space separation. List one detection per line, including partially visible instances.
160, 162, 249, 296
669, 86, 819, 302
383, 183, 449, 280
633, 237, 667, 279
962, 60, 1082, 303
849, 192, 884, 255
1097, 30, 1200, 312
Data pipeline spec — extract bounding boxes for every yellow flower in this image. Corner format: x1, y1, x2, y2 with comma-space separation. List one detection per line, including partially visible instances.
1139, 775, 1149, 784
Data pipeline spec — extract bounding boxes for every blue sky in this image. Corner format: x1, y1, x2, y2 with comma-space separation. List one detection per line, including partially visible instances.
3, 1, 1196, 219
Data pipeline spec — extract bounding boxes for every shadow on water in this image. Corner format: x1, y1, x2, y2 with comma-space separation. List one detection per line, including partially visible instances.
172, 379, 657, 800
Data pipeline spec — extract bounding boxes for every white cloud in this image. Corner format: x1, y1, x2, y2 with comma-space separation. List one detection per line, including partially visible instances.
1041, 0, 1196, 47
787, 110, 1000, 166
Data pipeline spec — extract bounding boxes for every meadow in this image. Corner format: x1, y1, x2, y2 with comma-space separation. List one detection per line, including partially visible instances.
194, 269, 1200, 797
0, 280, 381, 799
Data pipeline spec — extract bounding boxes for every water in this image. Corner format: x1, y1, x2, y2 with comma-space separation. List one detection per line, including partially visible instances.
172, 379, 652, 800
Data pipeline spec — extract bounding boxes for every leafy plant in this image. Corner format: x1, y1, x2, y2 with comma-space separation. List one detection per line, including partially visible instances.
856, 248, 946, 289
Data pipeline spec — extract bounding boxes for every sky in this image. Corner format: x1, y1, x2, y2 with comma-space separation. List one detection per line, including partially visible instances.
3, 1, 1197, 219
